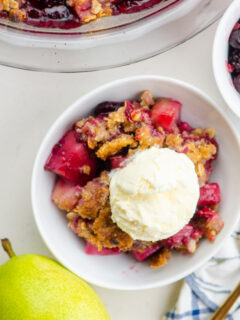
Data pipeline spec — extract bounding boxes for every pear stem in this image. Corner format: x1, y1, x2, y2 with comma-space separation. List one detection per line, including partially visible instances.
1, 238, 16, 258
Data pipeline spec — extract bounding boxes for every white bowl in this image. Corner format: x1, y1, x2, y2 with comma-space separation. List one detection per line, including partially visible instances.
213, 0, 240, 118
32, 75, 240, 290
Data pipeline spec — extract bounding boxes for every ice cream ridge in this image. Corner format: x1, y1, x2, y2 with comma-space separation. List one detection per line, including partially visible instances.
109, 147, 200, 241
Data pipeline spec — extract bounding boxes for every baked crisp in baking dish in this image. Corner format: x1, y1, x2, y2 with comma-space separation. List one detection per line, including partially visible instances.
0, 0, 180, 29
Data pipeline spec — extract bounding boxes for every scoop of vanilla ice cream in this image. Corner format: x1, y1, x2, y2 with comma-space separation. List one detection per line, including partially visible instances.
109, 147, 199, 241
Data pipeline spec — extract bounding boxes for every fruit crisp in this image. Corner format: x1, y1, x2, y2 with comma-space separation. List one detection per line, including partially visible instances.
0, 0, 181, 29
45, 90, 223, 268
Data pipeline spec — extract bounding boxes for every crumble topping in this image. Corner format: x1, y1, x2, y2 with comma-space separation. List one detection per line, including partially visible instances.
67, 0, 112, 23
140, 90, 155, 108
150, 248, 172, 268
107, 106, 126, 128
73, 171, 110, 220
0, 0, 25, 21
135, 126, 164, 149
68, 172, 134, 251
185, 142, 216, 163
165, 134, 183, 149
96, 134, 137, 160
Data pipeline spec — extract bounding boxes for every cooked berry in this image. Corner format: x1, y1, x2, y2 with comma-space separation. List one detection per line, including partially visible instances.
229, 49, 240, 72
229, 29, 240, 49
25, 0, 80, 29
179, 121, 192, 133
112, 0, 166, 14
94, 101, 123, 116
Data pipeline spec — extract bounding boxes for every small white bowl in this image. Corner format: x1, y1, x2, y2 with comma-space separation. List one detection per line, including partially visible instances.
32, 76, 240, 290
213, 0, 240, 118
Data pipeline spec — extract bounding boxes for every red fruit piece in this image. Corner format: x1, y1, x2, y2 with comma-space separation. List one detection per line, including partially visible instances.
162, 225, 193, 249
226, 61, 235, 73
132, 243, 162, 261
151, 98, 182, 133
233, 22, 240, 30
110, 156, 127, 169
52, 178, 82, 211
179, 121, 192, 133
94, 101, 122, 116
198, 183, 221, 207
162, 224, 203, 253
196, 207, 216, 219
85, 242, 122, 255
45, 130, 96, 185
195, 207, 224, 242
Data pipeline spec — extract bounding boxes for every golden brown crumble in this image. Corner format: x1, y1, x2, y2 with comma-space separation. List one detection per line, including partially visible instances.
79, 118, 112, 149
75, 118, 88, 129
96, 134, 137, 160
67, 0, 112, 23
66, 211, 78, 221
92, 206, 134, 251
106, 106, 126, 129
0, 0, 26, 21
9, 8, 26, 22
150, 248, 172, 268
195, 162, 206, 187
185, 141, 216, 164
191, 128, 216, 139
67, 171, 134, 251
165, 134, 183, 149
140, 90, 155, 108
135, 126, 163, 149
130, 109, 143, 122
82, 165, 91, 175
73, 171, 110, 220
123, 121, 138, 133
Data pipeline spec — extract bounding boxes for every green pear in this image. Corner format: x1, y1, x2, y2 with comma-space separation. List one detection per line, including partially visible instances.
0, 239, 110, 320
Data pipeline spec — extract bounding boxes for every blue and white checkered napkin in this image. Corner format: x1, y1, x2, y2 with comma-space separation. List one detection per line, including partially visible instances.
163, 224, 240, 320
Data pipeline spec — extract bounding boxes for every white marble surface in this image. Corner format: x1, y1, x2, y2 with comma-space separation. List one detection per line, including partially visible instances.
0, 21, 239, 320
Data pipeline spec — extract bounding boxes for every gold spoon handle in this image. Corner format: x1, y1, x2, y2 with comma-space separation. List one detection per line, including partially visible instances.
209, 282, 240, 320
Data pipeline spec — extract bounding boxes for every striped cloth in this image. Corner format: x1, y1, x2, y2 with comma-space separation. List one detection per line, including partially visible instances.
163, 225, 240, 320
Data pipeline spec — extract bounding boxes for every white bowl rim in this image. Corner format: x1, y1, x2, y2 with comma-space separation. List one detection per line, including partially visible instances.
213, 0, 240, 118
32, 75, 240, 290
